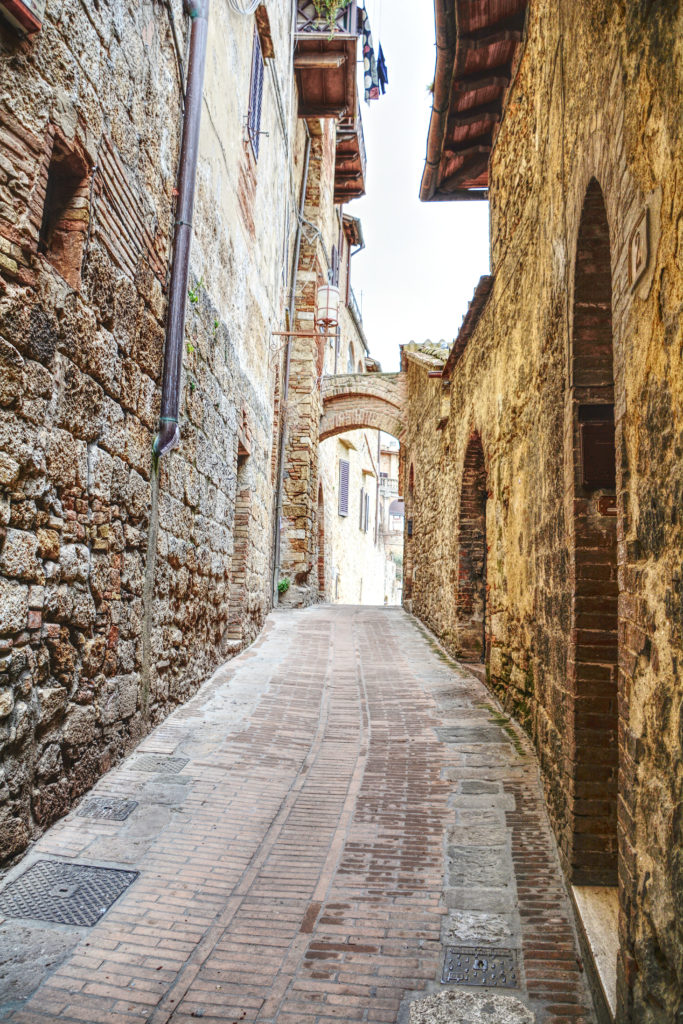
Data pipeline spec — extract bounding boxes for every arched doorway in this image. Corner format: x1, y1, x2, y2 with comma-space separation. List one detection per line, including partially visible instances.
317, 482, 326, 599
403, 463, 415, 602
568, 178, 619, 886
456, 433, 487, 662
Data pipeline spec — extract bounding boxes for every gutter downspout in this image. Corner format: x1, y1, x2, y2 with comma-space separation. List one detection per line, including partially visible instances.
154, 0, 210, 458
271, 125, 312, 603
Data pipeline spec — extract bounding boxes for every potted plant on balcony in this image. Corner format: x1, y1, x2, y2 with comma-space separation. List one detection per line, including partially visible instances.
312, 0, 351, 33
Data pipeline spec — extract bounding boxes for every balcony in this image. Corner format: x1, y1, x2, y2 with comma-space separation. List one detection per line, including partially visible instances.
294, 0, 359, 118
334, 105, 366, 201
348, 286, 363, 328
379, 476, 399, 495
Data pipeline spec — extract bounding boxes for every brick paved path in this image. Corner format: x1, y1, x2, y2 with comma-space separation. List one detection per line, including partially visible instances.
0, 607, 595, 1024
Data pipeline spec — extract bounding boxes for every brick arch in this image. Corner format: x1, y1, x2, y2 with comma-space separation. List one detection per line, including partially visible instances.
317, 482, 326, 599
456, 432, 487, 662
403, 462, 416, 602
567, 178, 619, 888
319, 372, 406, 442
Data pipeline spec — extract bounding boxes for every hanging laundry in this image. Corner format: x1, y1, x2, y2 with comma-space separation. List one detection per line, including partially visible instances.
360, 6, 379, 102
377, 43, 388, 95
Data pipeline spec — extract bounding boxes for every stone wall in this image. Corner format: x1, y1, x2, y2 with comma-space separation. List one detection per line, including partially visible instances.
404, 2, 683, 1020
279, 120, 338, 606
0, 1, 298, 866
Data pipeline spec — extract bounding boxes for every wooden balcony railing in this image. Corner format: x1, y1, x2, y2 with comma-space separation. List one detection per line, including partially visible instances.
296, 0, 358, 35
294, 1, 359, 118
334, 104, 366, 202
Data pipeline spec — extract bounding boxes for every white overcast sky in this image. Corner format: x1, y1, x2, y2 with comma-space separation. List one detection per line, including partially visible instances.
348, 0, 491, 372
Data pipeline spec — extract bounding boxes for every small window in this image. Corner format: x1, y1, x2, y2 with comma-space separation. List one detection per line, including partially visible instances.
247, 26, 265, 159
338, 459, 349, 516
359, 486, 364, 530
38, 137, 90, 290
347, 344, 354, 373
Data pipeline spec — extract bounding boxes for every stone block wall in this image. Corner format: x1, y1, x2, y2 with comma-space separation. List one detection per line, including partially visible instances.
403, 2, 683, 1020
279, 121, 338, 606
0, 1, 296, 866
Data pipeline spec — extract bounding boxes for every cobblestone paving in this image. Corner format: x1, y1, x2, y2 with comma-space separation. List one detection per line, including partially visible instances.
0, 607, 596, 1024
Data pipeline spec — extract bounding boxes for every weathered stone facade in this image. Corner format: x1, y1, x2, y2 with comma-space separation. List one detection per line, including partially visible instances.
0, 1, 301, 865
404, 3, 683, 1020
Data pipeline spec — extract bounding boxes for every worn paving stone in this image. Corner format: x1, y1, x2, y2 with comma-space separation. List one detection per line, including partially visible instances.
409, 989, 535, 1024
0, 607, 595, 1024
444, 909, 515, 944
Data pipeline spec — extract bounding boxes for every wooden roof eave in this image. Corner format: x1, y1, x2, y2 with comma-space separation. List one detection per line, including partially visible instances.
421, 1, 528, 203
419, 0, 457, 203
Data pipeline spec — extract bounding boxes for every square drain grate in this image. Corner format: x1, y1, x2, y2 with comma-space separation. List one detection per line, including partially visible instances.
0, 860, 138, 927
133, 754, 188, 774
442, 946, 519, 988
77, 797, 138, 821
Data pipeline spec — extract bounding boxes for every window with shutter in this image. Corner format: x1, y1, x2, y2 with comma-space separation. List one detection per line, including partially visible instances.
248, 27, 264, 159
338, 460, 349, 516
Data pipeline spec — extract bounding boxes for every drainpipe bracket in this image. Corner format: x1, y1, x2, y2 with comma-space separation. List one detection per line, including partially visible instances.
185, 0, 209, 18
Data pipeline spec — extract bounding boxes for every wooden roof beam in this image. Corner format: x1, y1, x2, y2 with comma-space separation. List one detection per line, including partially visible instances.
460, 12, 526, 50
448, 100, 502, 128
444, 139, 492, 158
294, 53, 347, 68
452, 70, 511, 92
439, 151, 489, 192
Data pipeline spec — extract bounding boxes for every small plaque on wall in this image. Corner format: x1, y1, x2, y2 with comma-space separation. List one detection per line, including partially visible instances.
628, 208, 649, 290
0, 0, 44, 33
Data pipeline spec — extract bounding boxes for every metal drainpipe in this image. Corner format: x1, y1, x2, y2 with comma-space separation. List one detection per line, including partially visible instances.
271, 125, 312, 603
154, 0, 210, 458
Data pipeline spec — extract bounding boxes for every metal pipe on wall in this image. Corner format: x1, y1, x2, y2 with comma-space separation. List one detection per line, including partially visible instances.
153, 0, 210, 458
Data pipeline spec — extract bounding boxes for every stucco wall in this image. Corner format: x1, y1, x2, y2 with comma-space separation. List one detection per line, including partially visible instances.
404, 2, 683, 1020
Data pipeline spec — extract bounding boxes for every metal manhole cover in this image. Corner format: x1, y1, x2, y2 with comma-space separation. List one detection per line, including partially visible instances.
133, 755, 188, 773
77, 797, 138, 821
442, 946, 519, 988
0, 860, 138, 927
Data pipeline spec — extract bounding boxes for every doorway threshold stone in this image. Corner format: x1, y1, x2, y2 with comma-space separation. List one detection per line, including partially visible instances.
572, 885, 618, 1021
409, 989, 535, 1023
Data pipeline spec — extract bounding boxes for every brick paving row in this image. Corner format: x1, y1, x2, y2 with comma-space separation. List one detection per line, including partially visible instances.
0, 607, 595, 1023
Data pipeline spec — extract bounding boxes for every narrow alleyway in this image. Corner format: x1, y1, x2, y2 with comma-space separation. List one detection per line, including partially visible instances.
0, 608, 595, 1024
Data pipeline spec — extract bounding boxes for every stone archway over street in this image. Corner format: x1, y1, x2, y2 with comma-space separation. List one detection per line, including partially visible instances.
320, 372, 407, 442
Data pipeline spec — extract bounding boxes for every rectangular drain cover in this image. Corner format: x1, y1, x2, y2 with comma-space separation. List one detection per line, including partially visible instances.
442, 946, 519, 988
0, 860, 138, 927
77, 797, 138, 821
133, 754, 188, 773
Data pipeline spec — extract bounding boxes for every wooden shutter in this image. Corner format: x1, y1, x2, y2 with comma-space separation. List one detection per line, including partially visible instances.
339, 460, 349, 516
248, 27, 264, 159
359, 487, 364, 529
364, 491, 370, 533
